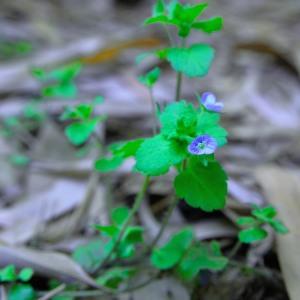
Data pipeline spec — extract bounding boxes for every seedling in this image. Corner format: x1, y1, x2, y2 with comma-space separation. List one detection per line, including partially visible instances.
0, 265, 35, 300
237, 205, 288, 244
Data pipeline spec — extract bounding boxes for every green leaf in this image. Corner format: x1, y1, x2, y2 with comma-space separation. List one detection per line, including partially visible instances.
153, 0, 165, 16
31, 68, 46, 80
252, 205, 277, 222
236, 217, 257, 226
93, 95, 104, 105
23, 103, 44, 121
177, 241, 228, 281
146, 1, 208, 37
139, 67, 161, 88
18, 268, 33, 282
192, 16, 224, 34
8, 284, 36, 300
135, 134, 187, 176
144, 15, 177, 26
269, 219, 289, 234
166, 44, 215, 77
95, 139, 144, 173
151, 228, 193, 270
174, 158, 228, 212
174, 3, 208, 24
94, 225, 119, 237
95, 156, 124, 173
111, 206, 130, 226
65, 119, 98, 145
122, 226, 144, 245
3, 116, 20, 128
196, 112, 227, 147
72, 239, 105, 272
96, 267, 135, 289
111, 139, 144, 158
159, 100, 198, 139
0, 265, 17, 282
48, 63, 82, 82
9, 154, 30, 166
204, 125, 227, 147
238, 227, 268, 244
42, 82, 77, 99
61, 104, 93, 121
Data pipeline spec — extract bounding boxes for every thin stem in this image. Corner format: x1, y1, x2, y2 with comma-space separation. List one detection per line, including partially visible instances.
163, 25, 175, 46
228, 241, 242, 259
149, 87, 158, 135
147, 160, 186, 251
175, 72, 183, 102
53, 272, 159, 298
96, 176, 151, 270
149, 195, 180, 250
175, 38, 186, 101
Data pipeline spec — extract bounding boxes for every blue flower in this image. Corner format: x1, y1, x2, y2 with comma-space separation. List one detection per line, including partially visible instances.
188, 135, 218, 155
200, 92, 224, 112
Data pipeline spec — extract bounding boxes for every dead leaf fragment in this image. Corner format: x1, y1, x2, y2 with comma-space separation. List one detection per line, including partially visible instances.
255, 166, 300, 300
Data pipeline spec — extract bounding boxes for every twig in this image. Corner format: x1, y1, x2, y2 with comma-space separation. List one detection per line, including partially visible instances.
38, 284, 66, 300
54, 272, 160, 298
228, 240, 242, 259
0, 285, 7, 300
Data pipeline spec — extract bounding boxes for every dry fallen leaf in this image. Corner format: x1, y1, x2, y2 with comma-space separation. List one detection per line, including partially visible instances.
0, 245, 99, 288
255, 166, 300, 300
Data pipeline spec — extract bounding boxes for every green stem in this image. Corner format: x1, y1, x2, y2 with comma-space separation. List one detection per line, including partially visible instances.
175, 38, 186, 102
149, 87, 158, 135
99, 176, 151, 268
175, 71, 183, 102
163, 25, 175, 46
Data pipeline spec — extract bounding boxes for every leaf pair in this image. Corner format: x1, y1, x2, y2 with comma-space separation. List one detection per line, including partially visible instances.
32, 63, 82, 99
145, 0, 223, 38
151, 228, 228, 280
0, 265, 35, 300
237, 205, 288, 244
61, 97, 105, 146
95, 138, 144, 172
0, 265, 33, 283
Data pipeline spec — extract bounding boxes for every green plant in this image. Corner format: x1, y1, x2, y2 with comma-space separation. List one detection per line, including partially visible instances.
237, 205, 288, 244
0, 1, 289, 298
32, 62, 82, 99
92, 0, 228, 289
0, 265, 36, 300
60, 96, 106, 146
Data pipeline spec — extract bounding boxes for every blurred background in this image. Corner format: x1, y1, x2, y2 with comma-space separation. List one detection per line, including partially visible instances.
0, 0, 299, 299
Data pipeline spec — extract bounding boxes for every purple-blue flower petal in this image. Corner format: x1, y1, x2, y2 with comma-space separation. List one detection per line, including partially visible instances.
201, 92, 224, 113
188, 134, 218, 155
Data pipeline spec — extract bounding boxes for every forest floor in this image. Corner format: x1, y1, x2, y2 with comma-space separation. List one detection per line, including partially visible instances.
0, 0, 300, 299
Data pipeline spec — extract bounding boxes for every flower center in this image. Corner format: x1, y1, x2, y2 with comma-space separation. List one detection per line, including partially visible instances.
197, 142, 206, 150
